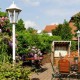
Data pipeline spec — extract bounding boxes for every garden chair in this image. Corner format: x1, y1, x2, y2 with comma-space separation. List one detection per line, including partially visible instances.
58, 58, 70, 79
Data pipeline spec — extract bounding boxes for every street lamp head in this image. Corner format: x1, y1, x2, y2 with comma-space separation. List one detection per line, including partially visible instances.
77, 30, 80, 37
6, 1, 22, 23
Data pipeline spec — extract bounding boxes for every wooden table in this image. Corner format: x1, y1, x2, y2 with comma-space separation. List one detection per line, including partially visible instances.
26, 57, 43, 60
26, 57, 43, 72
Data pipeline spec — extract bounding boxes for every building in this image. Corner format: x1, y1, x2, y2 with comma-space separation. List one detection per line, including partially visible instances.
44, 24, 57, 36
44, 12, 80, 38
69, 22, 77, 40
44, 22, 77, 40
69, 12, 80, 40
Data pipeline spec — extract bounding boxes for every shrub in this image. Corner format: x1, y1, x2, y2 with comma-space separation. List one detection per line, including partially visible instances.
71, 41, 77, 51
0, 63, 30, 80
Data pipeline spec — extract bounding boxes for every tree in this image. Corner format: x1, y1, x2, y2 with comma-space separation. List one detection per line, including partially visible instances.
0, 33, 11, 63
0, 11, 12, 63
61, 21, 72, 40
37, 34, 61, 53
16, 19, 26, 31
52, 24, 63, 36
0, 11, 7, 17
70, 12, 80, 30
16, 30, 61, 55
52, 20, 72, 40
27, 27, 37, 34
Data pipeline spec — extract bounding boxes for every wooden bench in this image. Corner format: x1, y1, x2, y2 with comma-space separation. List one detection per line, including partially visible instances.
26, 57, 43, 73
26, 57, 43, 60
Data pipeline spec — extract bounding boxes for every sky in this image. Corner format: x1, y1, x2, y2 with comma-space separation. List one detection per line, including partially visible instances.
0, 0, 80, 30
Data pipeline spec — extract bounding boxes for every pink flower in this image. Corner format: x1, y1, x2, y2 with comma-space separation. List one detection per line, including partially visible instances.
5, 17, 8, 20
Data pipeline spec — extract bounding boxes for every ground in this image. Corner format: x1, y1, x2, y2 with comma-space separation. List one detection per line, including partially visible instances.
30, 51, 80, 80
41, 53, 51, 65
29, 63, 53, 80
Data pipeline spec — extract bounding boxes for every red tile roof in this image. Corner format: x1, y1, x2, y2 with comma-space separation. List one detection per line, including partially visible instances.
44, 24, 57, 32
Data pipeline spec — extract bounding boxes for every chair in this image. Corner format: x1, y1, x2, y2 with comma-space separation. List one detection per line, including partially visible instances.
58, 58, 70, 79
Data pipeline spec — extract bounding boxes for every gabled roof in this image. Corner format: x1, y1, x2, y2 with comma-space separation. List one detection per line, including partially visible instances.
44, 24, 57, 33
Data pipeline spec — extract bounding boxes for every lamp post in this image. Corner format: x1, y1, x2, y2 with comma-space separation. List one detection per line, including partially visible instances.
6, 1, 21, 64
77, 30, 80, 57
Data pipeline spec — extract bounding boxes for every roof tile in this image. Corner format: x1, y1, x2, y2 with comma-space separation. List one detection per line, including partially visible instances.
44, 24, 57, 32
